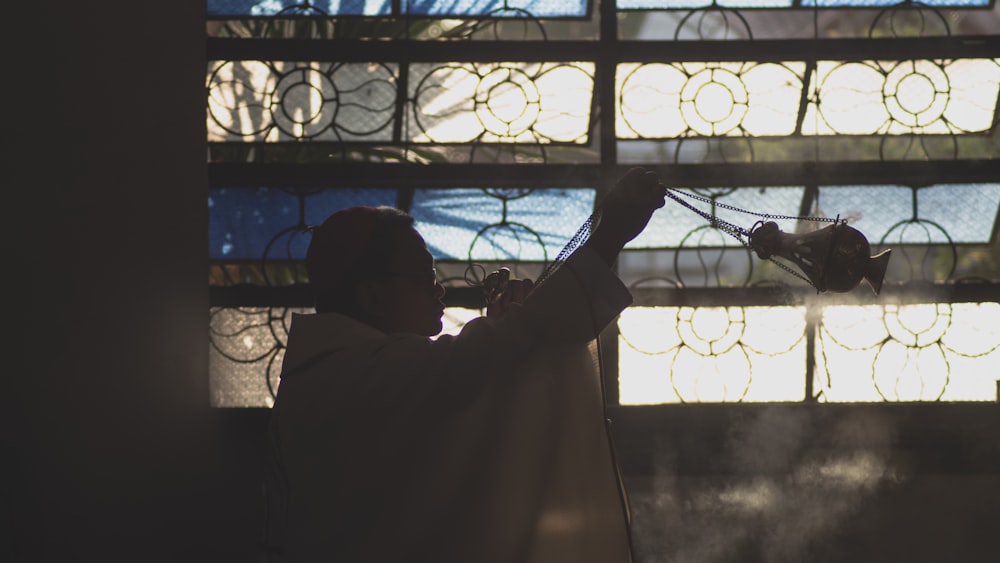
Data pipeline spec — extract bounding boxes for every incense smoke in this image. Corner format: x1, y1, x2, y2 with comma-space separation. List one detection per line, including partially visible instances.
629, 407, 904, 563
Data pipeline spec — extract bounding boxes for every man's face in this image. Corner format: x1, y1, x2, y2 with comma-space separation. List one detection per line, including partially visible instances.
368, 227, 446, 337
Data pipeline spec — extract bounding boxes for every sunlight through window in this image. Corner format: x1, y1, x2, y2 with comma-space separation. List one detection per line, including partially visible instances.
618, 306, 806, 404
618, 302, 1000, 404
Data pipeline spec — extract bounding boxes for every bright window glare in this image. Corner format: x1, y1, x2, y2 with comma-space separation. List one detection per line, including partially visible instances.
437, 307, 482, 338
409, 62, 595, 144
619, 303, 1000, 404
616, 59, 1000, 139
618, 306, 807, 404
817, 303, 1000, 402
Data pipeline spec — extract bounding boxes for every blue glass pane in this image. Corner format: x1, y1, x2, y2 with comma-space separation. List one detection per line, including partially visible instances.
618, 0, 793, 8
818, 184, 1000, 245
405, 0, 588, 16
803, 0, 990, 6
411, 189, 597, 261
208, 0, 390, 16
630, 186, 806, 248
208, 188, 398, 260
208, 0, 589, 17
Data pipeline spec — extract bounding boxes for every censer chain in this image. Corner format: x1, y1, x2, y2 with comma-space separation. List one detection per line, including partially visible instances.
533, 186, 835, 289
662, 188, 826, 287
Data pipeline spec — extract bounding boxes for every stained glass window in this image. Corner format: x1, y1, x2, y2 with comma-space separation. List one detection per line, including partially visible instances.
209, 186, 595, 262
207, 0, 1000, 407
617, 59, 1000, 138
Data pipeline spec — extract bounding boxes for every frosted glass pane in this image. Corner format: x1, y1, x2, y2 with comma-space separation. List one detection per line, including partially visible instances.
818, 184, 1000, 245
617, 59, 1000, 139
209, 188, 398, 260
208, 0, 590, 17
804, 0, 990, 6
817, 303, 1000, 402
629, 186, 806, 249
209, 187, 597, 263
618, 62, 807, 139
619, 0, 792, 8
618, 306, 808, 404
208, 0, 390, 16
209, 306, 306, 407
619, 302, 1000, 404
411, 188, 597, 261
405, 0, 589, 16
207, 61, 399, 143
408, 62, 595, 144
617, 0, 989, 7
805, 59, 1000, 136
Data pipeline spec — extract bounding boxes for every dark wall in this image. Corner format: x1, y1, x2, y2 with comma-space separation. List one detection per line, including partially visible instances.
8, 3, 998, 562
10, 2, 226, 561
612, 404, 1000, 563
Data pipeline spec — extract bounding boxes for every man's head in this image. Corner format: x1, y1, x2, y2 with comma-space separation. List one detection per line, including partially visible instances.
306, 206, 446, 336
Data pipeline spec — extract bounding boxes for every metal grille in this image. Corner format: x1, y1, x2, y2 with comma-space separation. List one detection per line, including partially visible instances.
207, 1, 1000, 406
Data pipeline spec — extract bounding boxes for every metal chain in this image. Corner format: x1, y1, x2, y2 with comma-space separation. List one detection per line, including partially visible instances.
535, 208, 601, 286
664, 187, 823, 287
530, 186, 833, 291
666, 187, 839, 225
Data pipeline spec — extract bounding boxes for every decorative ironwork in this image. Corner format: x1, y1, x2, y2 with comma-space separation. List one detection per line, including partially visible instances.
210, 306, 298, 406
207, 0, 592, 18
207, 59, 596, 161
617, 59, 1000, 142
409, 62, 595, 145
618, 304, 808, 403
208, 61, 400, 142
207, 1, 1000, 406
880, 185, 959, 281
817, 302, 1000, 401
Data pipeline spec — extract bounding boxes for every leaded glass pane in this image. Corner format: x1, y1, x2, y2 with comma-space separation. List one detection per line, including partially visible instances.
407, 62, 595, 144
617, 59, 1000, 140
617, 0, 992, 7
207, 61, 399, 142
816, 303, 1000, 402
209, 188, 398, 260
804, 59, 1000, 136
618, 306, 808, 404
618, 0, 793, 8
618, 5, 999, 41
208, 0, 388, 16
619, 302, 1000, 405
618, 62, 807, 138
628, 186, 806, 249
209, 187, 596, 263
817, 184, 1000, 245
803, 0, 992, 6
404, 0, 590, 16
411, 188, 596, 260
207, 61, 596, 145
210, 306, 301, 407
207, 0, 590, 17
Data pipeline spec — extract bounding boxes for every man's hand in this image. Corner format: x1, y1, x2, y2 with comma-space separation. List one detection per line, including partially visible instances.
484, 268, 535, 319
584, 167, 667, 265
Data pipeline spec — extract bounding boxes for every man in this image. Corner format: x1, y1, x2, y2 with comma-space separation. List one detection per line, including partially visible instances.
266, 168, 666, 562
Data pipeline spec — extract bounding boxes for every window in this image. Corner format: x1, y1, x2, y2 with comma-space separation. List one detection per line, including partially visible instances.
207, 0, 1000, 407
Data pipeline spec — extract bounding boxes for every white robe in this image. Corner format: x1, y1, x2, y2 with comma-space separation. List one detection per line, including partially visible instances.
266, 248, 634, 562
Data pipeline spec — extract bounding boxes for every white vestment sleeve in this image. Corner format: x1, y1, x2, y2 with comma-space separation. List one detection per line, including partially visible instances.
560, 246, 633, 330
